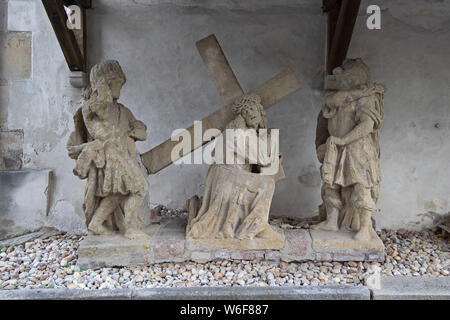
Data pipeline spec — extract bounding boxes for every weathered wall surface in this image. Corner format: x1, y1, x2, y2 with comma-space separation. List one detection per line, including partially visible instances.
2, 0, 87, 234
349, 0, 450, 230
1, 0, 449, 234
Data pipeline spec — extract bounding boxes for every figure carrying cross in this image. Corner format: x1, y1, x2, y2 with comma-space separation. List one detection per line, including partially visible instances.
140, 34, 301, 175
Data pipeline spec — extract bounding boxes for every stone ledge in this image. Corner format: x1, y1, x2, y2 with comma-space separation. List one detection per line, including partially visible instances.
2, 277, 448, 300
372, 276, 450, 300
0, 286, 370, 300
0, 288, 132, 300
77, 217, 385, 269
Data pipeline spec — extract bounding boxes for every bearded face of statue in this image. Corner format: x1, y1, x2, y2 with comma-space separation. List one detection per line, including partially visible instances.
242, 101, 263, 129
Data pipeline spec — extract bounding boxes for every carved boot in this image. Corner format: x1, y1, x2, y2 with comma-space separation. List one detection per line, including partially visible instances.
88, 210, 113, 236
353, 209, 373, 241
311, 207, 339, 231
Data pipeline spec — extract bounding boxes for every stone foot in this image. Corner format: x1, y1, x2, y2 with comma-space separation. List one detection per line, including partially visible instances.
257, 225, 285, 243
371, 228, 379, 239
353, 228, 371, 242
311, 220, 339, 232
88, 224, 113, 236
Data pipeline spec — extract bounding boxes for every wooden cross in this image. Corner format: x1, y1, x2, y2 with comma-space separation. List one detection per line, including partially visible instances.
141, 34, 302, 174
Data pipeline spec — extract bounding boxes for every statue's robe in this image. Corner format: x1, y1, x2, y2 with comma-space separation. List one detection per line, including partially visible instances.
66, 102, 148, 230
186, 117, 284, 240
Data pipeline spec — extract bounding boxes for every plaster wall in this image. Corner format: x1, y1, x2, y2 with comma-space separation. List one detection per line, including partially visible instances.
349, 0, 450, 229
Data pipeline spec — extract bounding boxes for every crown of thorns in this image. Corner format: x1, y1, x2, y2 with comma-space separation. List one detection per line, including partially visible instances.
232, 93, 262, 114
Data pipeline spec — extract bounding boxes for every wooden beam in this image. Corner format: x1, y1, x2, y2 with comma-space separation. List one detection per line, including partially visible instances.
62, 0, 92, 8
141, 69, 301, 174
326, 2, 340, 61
325, 0, 361, 74
196, 34, 244, 106
42, 0, 86, 72
322, 0, 339, 13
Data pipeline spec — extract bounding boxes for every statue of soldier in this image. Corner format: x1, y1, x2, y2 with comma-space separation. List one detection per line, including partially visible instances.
312, 58, 385, 242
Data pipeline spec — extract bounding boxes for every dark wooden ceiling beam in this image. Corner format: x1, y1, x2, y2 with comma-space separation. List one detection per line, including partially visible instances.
322, 0, 340, 13
42, 0, 86, 72
324, 0, 361, 74
62, 0, 92, 8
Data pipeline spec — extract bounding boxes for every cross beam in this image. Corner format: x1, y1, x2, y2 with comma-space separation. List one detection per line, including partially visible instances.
196, 34, 243, 105
42, 0, 88, 72
141, 34, 301, 174
323, 0, 362, 74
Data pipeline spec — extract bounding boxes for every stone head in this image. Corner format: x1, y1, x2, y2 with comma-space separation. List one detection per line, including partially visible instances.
327, 58, 370, 90
232, 93, 267, 129
89, 60, 127, 100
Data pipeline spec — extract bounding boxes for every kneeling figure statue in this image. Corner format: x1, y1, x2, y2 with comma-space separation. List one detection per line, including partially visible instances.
186, 93, 285, 250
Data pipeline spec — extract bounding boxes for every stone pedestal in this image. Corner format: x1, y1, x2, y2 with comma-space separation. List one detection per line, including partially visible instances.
188, 229, 285, 251
77, 217, 385, 269
310, 229, 385, 262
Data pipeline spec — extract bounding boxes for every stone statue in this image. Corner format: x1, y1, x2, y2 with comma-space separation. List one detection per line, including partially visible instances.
186, 93, 285, 250
67, 60, 150, 240
312, 58, 385, 242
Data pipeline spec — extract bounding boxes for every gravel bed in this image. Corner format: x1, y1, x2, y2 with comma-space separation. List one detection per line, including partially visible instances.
0, 226, 448, 290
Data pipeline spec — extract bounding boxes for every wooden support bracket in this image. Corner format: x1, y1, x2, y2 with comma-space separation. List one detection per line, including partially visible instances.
42, 0, 88, 72
323, 0, 362, 74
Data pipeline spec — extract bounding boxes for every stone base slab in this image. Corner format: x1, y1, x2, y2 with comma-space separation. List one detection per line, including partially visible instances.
188, 228, 285, 251
77, 217, 385, 269
310, 229, 385, 262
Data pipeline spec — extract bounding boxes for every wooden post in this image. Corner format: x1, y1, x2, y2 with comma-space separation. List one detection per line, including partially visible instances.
324, 0, 362, 74
42, 0, 89, 72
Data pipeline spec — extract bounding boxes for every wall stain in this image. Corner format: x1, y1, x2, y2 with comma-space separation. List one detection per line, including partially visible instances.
298, 170, 321, 188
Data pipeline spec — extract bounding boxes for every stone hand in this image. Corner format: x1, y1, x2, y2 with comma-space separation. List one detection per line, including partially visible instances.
366, 84, 385, 95
316, 144, 327, 163
329, 136, 346, 146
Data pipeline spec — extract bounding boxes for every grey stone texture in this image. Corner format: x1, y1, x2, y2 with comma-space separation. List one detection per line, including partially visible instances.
0, 285, 370, 300
133, 285, 371, 300
0, 169, 53, 239
372, 276, 450, 300
0, 288, 133, 300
